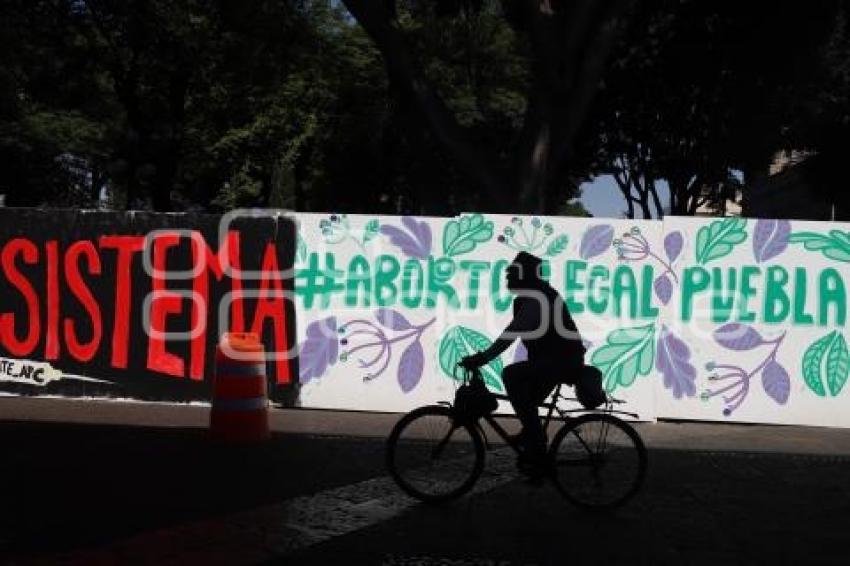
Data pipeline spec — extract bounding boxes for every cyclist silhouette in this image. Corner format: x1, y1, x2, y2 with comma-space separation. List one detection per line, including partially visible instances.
461, 251, 586, 476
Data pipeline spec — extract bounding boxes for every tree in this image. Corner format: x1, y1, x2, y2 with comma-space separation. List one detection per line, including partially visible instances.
0, 0, 118, 207
341, 0, 630, 214
593, 1, 845, 218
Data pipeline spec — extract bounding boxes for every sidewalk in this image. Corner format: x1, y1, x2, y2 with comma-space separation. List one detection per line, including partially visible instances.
4, 395, 850, 456
3, 396, 850, 564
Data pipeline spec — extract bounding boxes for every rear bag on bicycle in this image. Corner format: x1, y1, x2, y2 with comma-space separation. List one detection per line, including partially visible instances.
454, 376, 498, 418
575, 365, 606, 410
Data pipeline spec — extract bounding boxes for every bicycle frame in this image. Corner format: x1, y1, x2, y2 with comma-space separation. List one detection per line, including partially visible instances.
453, 385, 641, 454
451, 366, 641, 450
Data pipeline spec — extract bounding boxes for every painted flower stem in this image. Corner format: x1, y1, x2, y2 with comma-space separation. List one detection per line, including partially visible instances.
704, 333, 786, 414
647, 250, 679, 283
347, 327, 426, 357
340, 316, 436, 381
343, 329, 381, 342
709, 370, 746, 381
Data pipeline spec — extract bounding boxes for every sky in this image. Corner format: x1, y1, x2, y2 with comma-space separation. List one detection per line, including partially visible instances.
579, 175, 671, 218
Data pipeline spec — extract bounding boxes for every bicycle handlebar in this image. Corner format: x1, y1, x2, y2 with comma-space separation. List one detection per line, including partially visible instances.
454, 363, 481, 384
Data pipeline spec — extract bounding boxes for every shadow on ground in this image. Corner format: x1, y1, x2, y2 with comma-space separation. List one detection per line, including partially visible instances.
2, 420, 850, 565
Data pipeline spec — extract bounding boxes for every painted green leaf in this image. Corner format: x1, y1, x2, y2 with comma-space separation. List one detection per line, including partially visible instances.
442, 214, 494, 257
590, 324, 656, 392
363, 219, 380, 243
788, 231, 850, 262
695, 218, 748, 264
826, 332, 850, 396
296, 234, 307, 263
802, 331, 850, 397
438, 325, 504, 391
544, 235, 569, 257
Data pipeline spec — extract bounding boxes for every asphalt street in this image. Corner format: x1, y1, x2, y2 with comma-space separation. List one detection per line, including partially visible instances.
2, 397, 850, 565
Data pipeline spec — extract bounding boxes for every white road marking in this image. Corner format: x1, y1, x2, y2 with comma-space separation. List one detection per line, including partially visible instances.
31, 449, 520, 566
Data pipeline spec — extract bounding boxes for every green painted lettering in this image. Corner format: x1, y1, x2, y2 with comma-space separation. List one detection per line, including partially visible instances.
297, 252, 344, 309
639, 265, 659, 319
490, 259, 512, 312
426, 257, 460, 309
564, 261, 587, 314
400, 259, 424, 308
612, 265, 638, 318
819, 268, 847, 326
763, 266, 790, 323
373, 255, 400, 307
587, 265, 609, 314
345, 254, 371, 307
540, 259, 551, 281
738, 266, 759, 323
681, 267, 710, 321
711, 267, 737, 323
459, 260, 490, 309
792, 268, 814, 325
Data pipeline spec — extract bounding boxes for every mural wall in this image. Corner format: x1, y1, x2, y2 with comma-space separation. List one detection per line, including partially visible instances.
0, 209, 297, 402
294, 213, 850, 429
3, 208, 850, 429
294, 213, 663, 418
655, 217, 850, 427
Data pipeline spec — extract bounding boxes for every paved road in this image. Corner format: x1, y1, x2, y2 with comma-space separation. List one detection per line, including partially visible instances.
2, 397, 850, 565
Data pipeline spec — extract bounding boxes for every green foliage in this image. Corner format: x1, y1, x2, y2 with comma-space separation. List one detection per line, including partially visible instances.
4, 0, 847, 215
590, 324, 656, 392
211, 162, 263, 210
442, 214, 494, 256
695, 218, 748, 264
803, 331, 850, 397
363, 219, 381, 244
544, 235, 569, 257
558, 200, 593, 217
438, 325, 504, 391
788, 231, 850, 262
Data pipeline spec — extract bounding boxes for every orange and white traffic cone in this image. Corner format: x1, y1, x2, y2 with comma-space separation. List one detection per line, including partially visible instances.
210, 332, 270, 442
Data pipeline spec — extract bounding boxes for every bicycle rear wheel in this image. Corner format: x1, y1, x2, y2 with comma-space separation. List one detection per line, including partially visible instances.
549, 413, 646, 509
386, 405, 485, 503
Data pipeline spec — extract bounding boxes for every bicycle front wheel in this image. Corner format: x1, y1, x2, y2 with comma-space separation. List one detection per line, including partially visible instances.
386, 405, 485, 503
550, 413, 647, 509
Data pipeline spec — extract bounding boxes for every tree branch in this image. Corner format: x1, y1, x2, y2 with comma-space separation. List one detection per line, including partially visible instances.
550, 0, 631, 169
341, 0, 509, 211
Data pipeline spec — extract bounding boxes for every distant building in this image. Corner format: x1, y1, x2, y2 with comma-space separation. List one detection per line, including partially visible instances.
694, 184, 743, 217
743, 150, 838, 220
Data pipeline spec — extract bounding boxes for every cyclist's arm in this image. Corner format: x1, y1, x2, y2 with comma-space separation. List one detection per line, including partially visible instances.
475, 297, 539, 364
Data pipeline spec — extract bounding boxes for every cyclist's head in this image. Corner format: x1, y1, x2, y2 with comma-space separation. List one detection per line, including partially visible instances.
506, 252, 544, 290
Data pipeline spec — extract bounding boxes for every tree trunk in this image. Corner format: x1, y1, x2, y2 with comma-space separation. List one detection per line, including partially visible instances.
516, 86, 553, 213
341, 0, 510, 211
637, 190, 652, 218
342, 0, 626, 215
648, 176, 663, 218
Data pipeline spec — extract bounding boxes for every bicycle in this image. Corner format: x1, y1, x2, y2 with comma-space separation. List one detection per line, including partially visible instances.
386, 366, 647, 509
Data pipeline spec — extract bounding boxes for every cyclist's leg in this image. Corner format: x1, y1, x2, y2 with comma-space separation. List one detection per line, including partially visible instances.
503, 362, 556, 461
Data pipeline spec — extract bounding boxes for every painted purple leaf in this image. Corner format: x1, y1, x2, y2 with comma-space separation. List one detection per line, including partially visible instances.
299, 317, 338, 384
380, 217, 431, 259
714, 323, 764, 351
376, 308, 412, 330
580, 224, 615, 259
654, 274, 673, 305
753, 219, 791, 263
656, 325, 696, 399
514, 341, 528, 363
306, 316, 337, 339
664, 231, 683, 262
398, 341, 424, 393
402, 216, 433, 256
761, 359, 790, 404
